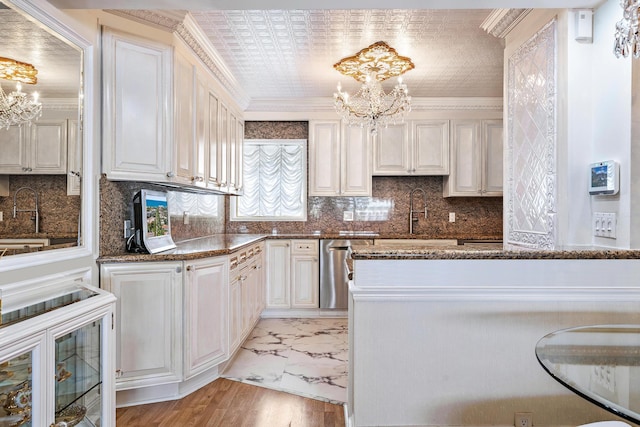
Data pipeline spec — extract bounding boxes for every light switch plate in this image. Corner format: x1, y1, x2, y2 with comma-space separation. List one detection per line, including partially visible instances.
593, 212, 617, 239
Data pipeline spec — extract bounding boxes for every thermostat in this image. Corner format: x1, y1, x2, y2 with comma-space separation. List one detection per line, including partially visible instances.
589, 160, 619, 195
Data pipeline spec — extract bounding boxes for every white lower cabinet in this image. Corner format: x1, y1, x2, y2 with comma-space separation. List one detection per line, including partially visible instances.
100, 262, 183, 390
229, 243, 265, 355
184, 256, 228, 379
100, 242, 265, 402
266, 239, 319, 310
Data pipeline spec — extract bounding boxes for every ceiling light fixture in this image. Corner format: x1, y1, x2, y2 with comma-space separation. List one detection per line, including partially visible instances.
333, 41, 414, 135
0, 57, 42, 130
614, 0, 640, 58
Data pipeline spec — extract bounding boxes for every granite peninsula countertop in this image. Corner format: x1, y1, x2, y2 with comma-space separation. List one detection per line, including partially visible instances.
350, 243, 640, 260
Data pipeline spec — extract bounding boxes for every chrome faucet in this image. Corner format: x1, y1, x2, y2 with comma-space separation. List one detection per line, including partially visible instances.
13, 186, 39, 234
409, 188, 427, 235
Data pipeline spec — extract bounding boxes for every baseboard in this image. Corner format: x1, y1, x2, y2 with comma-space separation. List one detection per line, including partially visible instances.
116, 366, 221, 408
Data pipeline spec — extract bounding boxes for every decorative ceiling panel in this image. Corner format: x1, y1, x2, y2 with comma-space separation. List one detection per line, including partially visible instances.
189, 9, 505, 101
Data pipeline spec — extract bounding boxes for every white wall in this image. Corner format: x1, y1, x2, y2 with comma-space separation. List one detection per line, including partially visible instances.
564, 1, 632, 249
588, 0, 632, 249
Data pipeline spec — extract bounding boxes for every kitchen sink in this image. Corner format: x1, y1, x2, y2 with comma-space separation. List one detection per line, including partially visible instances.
338, 231, 379, 237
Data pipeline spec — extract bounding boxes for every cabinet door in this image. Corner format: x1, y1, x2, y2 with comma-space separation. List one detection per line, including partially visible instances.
101, 28, 173, 182
0, 125, 26, 172
184, 257, 228, 379
444, 120, 481, 196
341, 125, 371, 196
291, 255, 319, 308
29, 120, 67, 173
372, 123, 410, 175
235, 119, 244, 195
218, 102, 229, 191
228, 113, 238, 193
482, 120, 504, 195
228, 275, 242, 354
67, 119, 81, 195
207, 92, 221, 189
309, 121, 340, 196
100, 262, 182, 389
412, 120, 449, 175
173, 51, 195, 185
265, 240, 291, 308
193, 69, 208, 188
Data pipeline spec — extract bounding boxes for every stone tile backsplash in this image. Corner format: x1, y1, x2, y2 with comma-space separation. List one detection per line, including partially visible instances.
0, 175, 80, 238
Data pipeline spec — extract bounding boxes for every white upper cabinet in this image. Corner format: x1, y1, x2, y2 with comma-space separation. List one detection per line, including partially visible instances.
443, 119, 503, 197
173, 49, 197, 186
102, 27, 173, 182
372, 123, 409, 175
412, 120, 449, 175
101, 26, 243, 194
0, 119, 68, 174
309, 120, 371, 197
373, 120, 449, 176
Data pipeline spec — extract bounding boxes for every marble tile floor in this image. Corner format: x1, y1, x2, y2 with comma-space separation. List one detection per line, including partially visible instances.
221, 317, 348, 405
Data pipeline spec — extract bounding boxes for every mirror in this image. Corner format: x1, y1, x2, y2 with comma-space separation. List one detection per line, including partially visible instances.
0, 1, 83, 258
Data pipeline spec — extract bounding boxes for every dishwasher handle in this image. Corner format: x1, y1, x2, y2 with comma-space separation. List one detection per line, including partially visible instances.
328, 246, 350, 251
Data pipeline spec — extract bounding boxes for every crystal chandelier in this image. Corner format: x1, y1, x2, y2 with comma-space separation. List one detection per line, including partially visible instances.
614, 0, 640, 58
0, 57, 42, 129
333, 41, 414, 135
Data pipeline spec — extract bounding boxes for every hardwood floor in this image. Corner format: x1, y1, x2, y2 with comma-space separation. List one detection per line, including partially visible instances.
115, 378, 346, 427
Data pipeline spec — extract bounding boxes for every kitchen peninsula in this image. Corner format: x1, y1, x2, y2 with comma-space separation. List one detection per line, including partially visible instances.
347, 244, 640, 427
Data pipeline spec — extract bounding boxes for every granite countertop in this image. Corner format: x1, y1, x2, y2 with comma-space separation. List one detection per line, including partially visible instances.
98, 234, 266, 263
350, 243, 640, 260
97, 232, 640, 262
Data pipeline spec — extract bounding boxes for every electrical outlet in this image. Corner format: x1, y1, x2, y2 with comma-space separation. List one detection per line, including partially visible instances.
515, 412, 532, 427
343, 211, 354, 221
449, 212, 455, 223
0, 211, 3, 222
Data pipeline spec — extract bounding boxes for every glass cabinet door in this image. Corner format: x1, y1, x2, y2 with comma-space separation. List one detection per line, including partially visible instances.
54, 320, 102, 427
0, 350, 34, 427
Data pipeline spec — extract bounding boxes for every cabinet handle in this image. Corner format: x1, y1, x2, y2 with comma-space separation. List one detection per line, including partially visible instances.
286, 243, 290, 247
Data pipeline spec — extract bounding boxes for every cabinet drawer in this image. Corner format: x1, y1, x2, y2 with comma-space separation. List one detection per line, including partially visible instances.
291, 240, 318, 255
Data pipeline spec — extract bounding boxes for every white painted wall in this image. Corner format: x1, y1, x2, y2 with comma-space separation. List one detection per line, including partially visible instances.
588, 0, 632, 249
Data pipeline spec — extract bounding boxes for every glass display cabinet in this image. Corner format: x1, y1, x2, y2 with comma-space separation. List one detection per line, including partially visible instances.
0, 273, 115, 427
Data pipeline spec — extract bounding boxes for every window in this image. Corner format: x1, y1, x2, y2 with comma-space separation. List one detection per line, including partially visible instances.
231, 139, 307, 221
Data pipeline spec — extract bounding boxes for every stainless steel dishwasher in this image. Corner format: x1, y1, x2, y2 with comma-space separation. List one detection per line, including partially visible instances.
320, 239, 373, 309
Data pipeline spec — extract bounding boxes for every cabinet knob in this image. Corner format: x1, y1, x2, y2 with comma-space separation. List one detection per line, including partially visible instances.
186, 265, 192, 271
176, 266, 182, 273
166, 171, 175, 178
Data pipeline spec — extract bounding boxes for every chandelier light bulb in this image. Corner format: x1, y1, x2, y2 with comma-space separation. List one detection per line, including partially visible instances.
16, 82, 22, 92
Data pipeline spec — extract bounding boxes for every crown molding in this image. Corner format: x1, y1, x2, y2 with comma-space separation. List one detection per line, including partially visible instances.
41, 98, 80, 110
105, 9, 185, 31
105, 9, 251, 109
176, 14, 251, 109
481, 8, 532, 38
